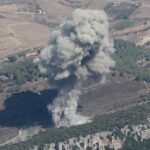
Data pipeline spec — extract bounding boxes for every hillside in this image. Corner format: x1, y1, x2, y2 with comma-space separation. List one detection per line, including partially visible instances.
0, 0, 150, 149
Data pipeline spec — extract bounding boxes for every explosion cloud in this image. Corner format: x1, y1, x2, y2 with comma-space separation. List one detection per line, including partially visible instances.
34, 9, 115, 127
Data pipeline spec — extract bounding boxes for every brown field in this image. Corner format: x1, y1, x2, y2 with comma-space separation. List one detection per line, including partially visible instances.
0, 21, 51, 58
130, 3, 150, 19
0, 0, 108, 58
0, 4, 18, 13
0, 0, 149, 58
79, 77, 146, 116
36, 0, 130, 23
0, 127, 19, 145
10, 22, 51, 48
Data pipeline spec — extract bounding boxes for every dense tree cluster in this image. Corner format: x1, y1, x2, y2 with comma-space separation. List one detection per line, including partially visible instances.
0, 60, 41, 86
112, 19, 137, 31
113, 40, 150, 81
104, 2, 140, 19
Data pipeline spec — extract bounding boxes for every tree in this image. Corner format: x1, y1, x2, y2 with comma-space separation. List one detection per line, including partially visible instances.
86, 146, 93, 150
8, 55, 17, 62
72, 145, 79, 150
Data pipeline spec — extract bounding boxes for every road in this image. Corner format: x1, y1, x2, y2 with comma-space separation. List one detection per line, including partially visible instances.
0, 129, 22, 147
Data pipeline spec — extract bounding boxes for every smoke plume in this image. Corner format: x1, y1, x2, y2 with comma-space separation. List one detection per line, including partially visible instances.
34, 9, 115, 127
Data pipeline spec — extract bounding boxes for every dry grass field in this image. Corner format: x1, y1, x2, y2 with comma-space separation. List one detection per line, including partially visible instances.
36, 0, 130, 23
0, 20, 51, 58
79, 77, 146, 116
0, 4, 18, 13
130, 3, 150, 18
0, 0, 149, 59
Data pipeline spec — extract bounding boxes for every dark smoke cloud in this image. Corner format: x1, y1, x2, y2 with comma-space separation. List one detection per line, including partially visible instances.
34, 9, 115, 127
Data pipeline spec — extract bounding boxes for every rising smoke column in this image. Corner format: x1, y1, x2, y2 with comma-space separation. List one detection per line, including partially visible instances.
34, 9, 115, 127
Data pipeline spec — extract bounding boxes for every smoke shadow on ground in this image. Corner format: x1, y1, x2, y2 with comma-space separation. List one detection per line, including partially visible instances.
0, 89, 58, 128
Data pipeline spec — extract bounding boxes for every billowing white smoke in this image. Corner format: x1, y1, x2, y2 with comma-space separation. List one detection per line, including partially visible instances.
34, 9, 115, 127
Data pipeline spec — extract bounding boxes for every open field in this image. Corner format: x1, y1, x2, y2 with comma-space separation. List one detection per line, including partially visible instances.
0, 4, 18, 13
0, 0, 149, 58
36, 0, 131, 23
0, 127, 19, 145
79, 77, 146, 116
0, 21, 50, 58
10, 22, 50, 49
130, 0, 150, 19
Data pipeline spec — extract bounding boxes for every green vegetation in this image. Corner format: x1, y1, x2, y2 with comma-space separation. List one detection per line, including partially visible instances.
72, 145, 79, 150
116, 5, 139, 19
37, 19, 59, 29
113, 40, 150, 81
86, 146, 93, 150
104, 2, 140, 19
122, 135, 150, 150
111, 18, 150, 31
1, 97, 150, 150
8, 55, 17, 62
112, 19, 139, 31
59, 0, 82, 8
0, 60, 41, 86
